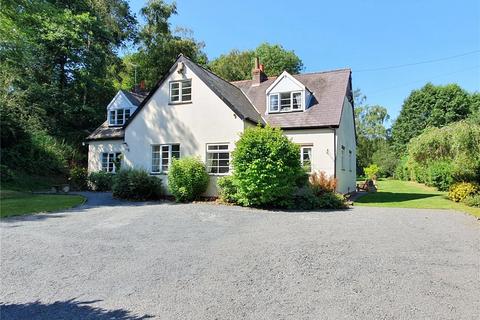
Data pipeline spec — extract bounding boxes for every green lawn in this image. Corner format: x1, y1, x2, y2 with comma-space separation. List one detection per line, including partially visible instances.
354, 179, 480, 218
0, 190, 85, 218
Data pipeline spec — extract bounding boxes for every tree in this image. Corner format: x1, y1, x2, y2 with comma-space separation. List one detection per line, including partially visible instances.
208, 43, 303, 81
128, 0, 207, 89
392, 83, 472, 152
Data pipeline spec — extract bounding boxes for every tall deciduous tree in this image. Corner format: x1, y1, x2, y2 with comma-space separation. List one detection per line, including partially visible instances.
392, 83, 472, 152
208, 43, 303, 81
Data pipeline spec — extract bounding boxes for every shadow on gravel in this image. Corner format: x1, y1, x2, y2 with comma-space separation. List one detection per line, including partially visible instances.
0, 299, 153, 320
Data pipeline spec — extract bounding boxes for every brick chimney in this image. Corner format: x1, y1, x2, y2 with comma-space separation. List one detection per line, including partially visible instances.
252, 57, 267, 86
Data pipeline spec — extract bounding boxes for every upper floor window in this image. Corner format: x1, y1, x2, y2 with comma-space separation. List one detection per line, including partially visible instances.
151, 144, 180, 173
109, 108, 131, 126
206, 144, 230, 174
101, 152, 121, 173
170, 79, 192, 103
269, 91, 302, 113
349, 150, 352, 172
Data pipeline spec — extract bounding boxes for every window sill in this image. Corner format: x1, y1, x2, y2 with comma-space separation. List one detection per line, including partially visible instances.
150, 172, 166, 176
168, 101, 192, 105
267, 109, 304, 114
108, 124, 124, 127
208, 173, 230, 176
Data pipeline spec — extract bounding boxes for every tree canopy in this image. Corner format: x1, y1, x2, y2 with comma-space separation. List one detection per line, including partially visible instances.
208, 43, 303, 81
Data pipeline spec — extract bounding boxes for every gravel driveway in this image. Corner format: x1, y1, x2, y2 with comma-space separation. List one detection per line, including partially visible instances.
1, 195, 479, 319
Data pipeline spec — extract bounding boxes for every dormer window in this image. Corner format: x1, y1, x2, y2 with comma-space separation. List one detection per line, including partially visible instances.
170, 79, 192, 103
269, 91, 302, 113
108, 108, 131, 126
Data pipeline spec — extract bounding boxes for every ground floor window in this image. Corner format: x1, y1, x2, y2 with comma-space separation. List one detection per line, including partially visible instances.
300, 146, 312, 173
101, 152, 121, 173
206, 144, 230, 174
349, 150, 353, 172
152, 144, 180, 173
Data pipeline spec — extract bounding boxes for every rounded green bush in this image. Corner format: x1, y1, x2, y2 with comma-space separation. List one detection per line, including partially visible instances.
112, 169, 162, 201
448, 182, 479, 202
168, 157, 209, 202
217, 175, 237, 203
231, 125, 304, 207
69, 166, 88, 191
88, 171, 113, 191
463, 194, 480, 207
425, 160, 453, 191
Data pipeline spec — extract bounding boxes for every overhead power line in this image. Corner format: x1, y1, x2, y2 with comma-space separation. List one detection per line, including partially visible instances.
354, 50, 480, 73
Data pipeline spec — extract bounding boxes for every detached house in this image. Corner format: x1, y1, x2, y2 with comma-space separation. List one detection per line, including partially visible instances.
86, 54, 356, 195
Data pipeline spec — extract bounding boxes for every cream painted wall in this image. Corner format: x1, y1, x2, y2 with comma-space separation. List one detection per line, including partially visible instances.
335, 97, 357, 193
88, 140, 125, 172
123, 63, 246, 196
284, 129, 336, 177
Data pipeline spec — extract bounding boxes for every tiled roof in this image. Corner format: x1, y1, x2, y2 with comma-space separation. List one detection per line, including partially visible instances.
86, 121, 124, 141
121, 90, 148, 106
232, 69, 351, 129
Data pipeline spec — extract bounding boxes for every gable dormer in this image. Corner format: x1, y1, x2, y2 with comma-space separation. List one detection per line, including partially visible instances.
265, 71, 312, 114
107, 90, 142, 126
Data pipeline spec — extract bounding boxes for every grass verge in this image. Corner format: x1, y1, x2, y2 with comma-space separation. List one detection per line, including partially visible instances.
1, 190, 85, 218
354, 179, 480, 218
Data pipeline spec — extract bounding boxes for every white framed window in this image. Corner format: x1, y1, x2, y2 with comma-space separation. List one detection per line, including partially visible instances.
101, 152, 121, 173
300, 146, 312, 173
341, 145, 345, 170
151, 144, 180, 173
269, 91, 302, 113
206, 144, 230, 174
349, 150, 352, 172
108, 108, 131, 126
170, 79, 192, 103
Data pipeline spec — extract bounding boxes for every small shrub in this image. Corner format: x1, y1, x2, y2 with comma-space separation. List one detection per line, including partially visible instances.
463, 194, 480, 207
364, 164, 380, 180
232, 125, 304, 208
309, 171, 336, 195
426, 160, 453, 191
317, 192, 347, 209
217, 175, 237, 203
168, 157, 209, 202
291, 186, 319, 210
112, 169, 162, 201
0, 164, 14, 182
448, 182, 479, 202
88, 171, 113, 191
69, 167, 88, 190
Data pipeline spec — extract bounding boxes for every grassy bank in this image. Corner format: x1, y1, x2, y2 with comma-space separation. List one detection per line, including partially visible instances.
355, 179, 480, 218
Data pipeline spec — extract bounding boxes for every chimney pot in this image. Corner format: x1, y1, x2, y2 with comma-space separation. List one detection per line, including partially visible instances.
252, 57, 267, 86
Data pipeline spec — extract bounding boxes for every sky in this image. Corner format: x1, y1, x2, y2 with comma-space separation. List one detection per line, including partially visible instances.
127, 0, 480, 123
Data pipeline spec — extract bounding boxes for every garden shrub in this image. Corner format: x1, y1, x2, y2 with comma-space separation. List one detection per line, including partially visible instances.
112, 169, 162, 201
448, 182, 479, 202
217, 175, 237, 203
168, 157, 209, 202
309, 171, 336, 195
425, 160, 453, 191
0, 164, 14, 182
88, 171, 114, 191
364, 164, 380, 180
231, 125, 304, 208
291, 186, 319, 210
394, 156, 409, 181
463, 194, 480, 207
316, 192, 347, 209
69, 167, 88, 190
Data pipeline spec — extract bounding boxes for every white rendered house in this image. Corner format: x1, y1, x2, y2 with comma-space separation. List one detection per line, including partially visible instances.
86, 55, 357, 195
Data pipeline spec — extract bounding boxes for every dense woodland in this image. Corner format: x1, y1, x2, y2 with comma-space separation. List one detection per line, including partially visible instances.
1, 0, 479, 189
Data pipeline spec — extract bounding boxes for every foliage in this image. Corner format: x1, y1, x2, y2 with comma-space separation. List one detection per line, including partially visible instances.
208, 43, 303, 81
231, 126, 304, 208
406, 121, 480, 184
126, 0, 207, 89
364, 164, 380, 180
392, 83, 474, 152
463, 194, 480, 208
371, 143, 398, 177
316, 192, 348, 209
448, 182, 479, 202
167, 157, 209, 202
0, 165, 14, 182
394, 156, 409, 181
425, 160, 453, 191
112, 169, 162, 201
69, 167, 89, 191
291, 186, 319, 210
88, 171, 114, 191
217, 175, 237, 203
309, 171, 336, 195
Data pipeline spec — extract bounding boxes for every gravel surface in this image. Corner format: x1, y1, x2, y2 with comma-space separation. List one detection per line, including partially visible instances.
1, 196, 479, 319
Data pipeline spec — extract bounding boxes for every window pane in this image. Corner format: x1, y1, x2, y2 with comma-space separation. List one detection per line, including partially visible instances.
280, 92, 291, 111
125, 109, 130, 120
181, 94, 191, 101
292, 92, 302, 110
218, 145, 228, 150
116, 109, 124, 125
269, 94, 279, 112
109, 111, 115, 125
171, 82, 179, 89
